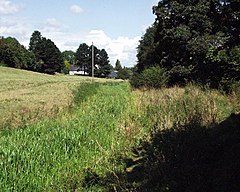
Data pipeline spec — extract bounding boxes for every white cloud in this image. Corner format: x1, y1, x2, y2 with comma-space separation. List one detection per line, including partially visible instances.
42, 18, 62, 32
0, 17, 29, 37
0, 0, 19, 14
70, 4, 83, 13
1, 17, 140, 67
84, 30, 140, 67
46, 18, 60, 28
38, 29, 140, 67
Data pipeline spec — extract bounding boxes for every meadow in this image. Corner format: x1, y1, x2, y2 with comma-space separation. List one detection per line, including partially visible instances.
0, 66, 111, 126
0, 67, 239, 191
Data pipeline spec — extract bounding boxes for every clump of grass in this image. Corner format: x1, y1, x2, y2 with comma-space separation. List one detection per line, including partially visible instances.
72, 82, 100, 105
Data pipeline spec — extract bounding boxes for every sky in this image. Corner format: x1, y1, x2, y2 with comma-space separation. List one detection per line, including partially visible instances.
0, 0, 158, 67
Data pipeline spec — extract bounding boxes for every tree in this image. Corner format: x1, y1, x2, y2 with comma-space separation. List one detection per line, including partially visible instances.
134, 0, 240, 88
75, 43, 90, 75
0, 37, 35, 69
39, 38, 63, 74
29, 31, 63, 74
136, 24, 157, 72
75, 43, 112, 77
29, 31, 42, 52
62, 50, 76, 65
115, 59, 122, 71
117, 67, 133, 80
95, 49, 112, 77
62, 60, 71, 74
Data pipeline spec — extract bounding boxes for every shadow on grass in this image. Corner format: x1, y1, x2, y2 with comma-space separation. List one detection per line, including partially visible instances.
96, 113, 240, 192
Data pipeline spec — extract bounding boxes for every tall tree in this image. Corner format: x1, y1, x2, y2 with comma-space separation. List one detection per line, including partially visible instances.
135, 0, 240, 88
115, 59, 122, 71
75, 43, 112, 77
29, 31, 63, 74
95, 49, 112, 77
0, 37, 35, 69
75, 43, 90, 75
136, 24, 157, 72
29, 31, 42, 52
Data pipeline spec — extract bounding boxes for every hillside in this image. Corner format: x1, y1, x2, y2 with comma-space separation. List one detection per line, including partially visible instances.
0, 66, 108, 126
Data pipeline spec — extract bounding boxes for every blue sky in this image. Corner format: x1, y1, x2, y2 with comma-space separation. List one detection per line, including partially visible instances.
0, 0, 157, 67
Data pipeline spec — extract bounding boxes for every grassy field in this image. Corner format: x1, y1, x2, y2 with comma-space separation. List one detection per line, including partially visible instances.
0, 66, 113, 126
0, 81, 136, 191
0, 66, 239, 191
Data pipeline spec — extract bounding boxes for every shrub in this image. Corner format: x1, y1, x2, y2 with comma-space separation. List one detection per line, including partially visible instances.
130, 66, 169, 89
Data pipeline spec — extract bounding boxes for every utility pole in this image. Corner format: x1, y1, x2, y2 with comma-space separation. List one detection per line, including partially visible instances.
92, 42, 94, 82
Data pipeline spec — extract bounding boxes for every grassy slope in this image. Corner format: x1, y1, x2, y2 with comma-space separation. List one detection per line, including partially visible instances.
0, 66, 112, 126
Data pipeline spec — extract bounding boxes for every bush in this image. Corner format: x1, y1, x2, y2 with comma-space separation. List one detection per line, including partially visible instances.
130, 66, 169, 89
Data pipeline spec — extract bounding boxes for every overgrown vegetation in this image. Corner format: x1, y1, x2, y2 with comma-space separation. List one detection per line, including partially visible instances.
98, 84, 240, 191
130, 66, 169, 88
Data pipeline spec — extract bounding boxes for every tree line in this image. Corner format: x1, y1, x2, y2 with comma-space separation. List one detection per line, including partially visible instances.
132, 0, 240, 90
0, 31, 114, 77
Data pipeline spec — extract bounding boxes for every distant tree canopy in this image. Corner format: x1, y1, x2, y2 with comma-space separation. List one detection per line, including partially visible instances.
75, 43, 112, 77
133, 0, 240, 89
0, 37, 35, 69
62, 50, 76, 65
0, 32, 112, 77
29, 31, 63, 74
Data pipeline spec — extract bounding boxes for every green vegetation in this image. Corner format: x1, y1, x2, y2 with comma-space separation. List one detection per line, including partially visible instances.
0, 30, 113, 77
75, 43, 113, 77
0, 66, 113, 127
1, 0, 239, 191
131, 66, 169, 88
0, 37, 35, 69
133, 0, 240, 89
0, 66, 239, 191
29, 31, 63, 74
0, 81, 135, 191
98, 85, 240, 191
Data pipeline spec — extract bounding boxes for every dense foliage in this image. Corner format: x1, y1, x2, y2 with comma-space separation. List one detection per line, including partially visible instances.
75, 43, 112, 77
0, 31, 113, 77
62, 50, 76, 65
133, 0, 240, 89
0, 37, 35, 69
29, 31, 63, 74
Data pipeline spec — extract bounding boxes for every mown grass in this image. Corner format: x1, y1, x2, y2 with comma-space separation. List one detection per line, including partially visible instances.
0, 66, 117, 127
0, 82, 135, 191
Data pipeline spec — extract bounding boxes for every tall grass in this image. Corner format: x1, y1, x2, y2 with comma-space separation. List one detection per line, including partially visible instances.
101, 84, 240, 191
132, 84, 236, 132
0, 82, 133, 191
